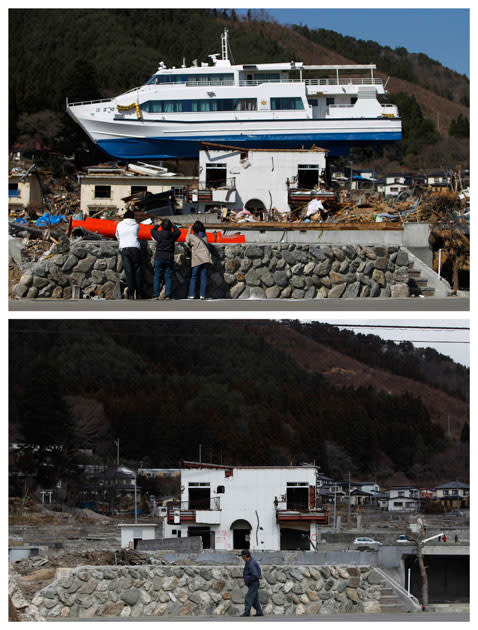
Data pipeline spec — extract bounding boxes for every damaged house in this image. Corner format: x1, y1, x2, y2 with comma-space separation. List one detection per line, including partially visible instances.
163, 462, 328, 552
184, 142, 332, 217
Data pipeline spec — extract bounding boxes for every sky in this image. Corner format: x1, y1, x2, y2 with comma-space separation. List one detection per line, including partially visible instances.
239, 7, 470, 77
323, 319, 470, 366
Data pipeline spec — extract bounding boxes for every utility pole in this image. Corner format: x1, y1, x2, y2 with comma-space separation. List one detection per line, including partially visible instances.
333, 485, 337, 529
134, 472, 138, 524
114, 438, 120, 466
347, 472, 351, 524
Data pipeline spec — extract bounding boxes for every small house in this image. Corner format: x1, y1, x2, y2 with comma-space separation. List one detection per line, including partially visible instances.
185, 142, 330, 217
162, 462, 329, 552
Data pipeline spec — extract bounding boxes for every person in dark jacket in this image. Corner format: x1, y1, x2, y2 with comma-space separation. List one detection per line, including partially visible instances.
239, 550, 264, 617
150, 218, 181, 299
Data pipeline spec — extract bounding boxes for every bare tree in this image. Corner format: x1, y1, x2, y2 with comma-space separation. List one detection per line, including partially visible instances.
405, 528, 444, 609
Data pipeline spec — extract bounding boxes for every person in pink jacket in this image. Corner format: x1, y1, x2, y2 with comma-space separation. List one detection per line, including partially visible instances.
186, 220, 213, 300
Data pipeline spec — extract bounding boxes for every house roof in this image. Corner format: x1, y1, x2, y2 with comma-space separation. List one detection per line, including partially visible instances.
200, 141, 328, 153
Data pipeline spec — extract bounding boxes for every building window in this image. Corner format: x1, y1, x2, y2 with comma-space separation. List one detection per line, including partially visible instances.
8, 183, 19, 197
443, 490, 449, 496
131, 185, 147, 195
206, 163, 227, 188
297, 164, 320, 189
271, 97, 304, 110
94, 185, 111, 199
173, 187, 185, 200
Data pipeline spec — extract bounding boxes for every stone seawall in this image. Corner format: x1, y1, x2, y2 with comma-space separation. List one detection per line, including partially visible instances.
31, 564, 383, 619
12, 240, 411, 300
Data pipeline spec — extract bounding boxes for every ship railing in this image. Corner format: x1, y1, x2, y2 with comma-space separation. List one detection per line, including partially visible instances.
329, 103, 354, 109
67, 97, 115, 107
142, 80, 235, 88
238, 78, 383, 87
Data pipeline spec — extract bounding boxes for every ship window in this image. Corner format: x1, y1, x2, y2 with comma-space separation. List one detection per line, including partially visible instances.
270, 97, 304, 110
141, 100, 183, 113
94, 185, 111, 199
186, 73, 234, 85
253, 72, 281, 82
190, 98, 256, 112
326, 98, 335, 106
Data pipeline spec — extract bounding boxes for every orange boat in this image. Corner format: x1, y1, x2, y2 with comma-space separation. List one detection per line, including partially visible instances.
68, 217, 245, 244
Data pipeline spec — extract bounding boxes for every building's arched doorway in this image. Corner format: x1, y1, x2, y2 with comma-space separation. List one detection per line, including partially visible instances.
230, 519, 252, 550
244, 199, 267, 218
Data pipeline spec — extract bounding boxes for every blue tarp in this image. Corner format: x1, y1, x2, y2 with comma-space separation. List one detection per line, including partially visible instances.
35, 212, 66, 227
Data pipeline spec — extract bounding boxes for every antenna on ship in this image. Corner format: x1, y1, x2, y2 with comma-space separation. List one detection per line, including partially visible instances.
221, 27, 234, 64
221, 28, 229, 61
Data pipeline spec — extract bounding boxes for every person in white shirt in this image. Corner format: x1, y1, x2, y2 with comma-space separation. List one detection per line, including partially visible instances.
115, 210, 143, 299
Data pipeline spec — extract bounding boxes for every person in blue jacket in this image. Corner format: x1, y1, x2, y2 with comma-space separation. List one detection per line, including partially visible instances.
239, 549, 264, 617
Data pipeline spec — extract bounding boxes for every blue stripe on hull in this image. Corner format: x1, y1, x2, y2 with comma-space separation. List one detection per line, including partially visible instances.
97, 132, 402, 159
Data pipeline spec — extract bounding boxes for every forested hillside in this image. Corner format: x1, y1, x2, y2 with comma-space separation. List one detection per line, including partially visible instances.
9, 321, 469, 487
9, 9, 469, 168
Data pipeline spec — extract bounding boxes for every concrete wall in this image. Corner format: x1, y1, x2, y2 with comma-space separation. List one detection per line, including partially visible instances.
30, 563, 384, 619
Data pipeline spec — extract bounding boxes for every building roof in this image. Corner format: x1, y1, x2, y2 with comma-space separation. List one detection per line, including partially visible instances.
200, 141, 328, 153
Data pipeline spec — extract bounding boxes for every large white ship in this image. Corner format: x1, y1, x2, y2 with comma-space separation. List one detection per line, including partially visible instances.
67, 29, 401, 160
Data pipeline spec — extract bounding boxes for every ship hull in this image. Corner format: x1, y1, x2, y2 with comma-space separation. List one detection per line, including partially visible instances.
68, 103, 401, 159
96, 130, 401, 159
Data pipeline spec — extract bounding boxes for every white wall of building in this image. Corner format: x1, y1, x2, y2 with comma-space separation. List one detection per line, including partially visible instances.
164, 466, 319, 552
191, 148, 327, 215
119, 524, 157, 549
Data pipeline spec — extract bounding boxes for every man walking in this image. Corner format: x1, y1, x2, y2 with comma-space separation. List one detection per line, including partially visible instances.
239, 550, 264, 617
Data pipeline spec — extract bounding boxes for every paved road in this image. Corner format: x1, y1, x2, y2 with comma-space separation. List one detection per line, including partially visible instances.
8, 297, 469, 312
52, 612, 469, 622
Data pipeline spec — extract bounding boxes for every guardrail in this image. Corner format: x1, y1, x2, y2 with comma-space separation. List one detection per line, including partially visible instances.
374, 567, 422, 612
